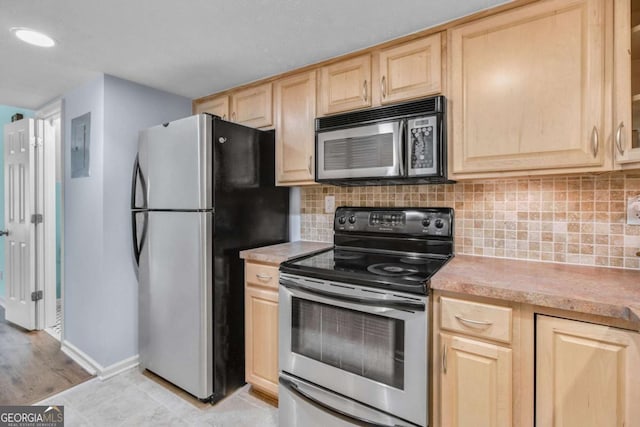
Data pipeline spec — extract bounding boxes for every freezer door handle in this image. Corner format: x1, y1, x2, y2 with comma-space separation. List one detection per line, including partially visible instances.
131, 154, 148, 209
279, 376, 411, 427
131, 211, 148, 266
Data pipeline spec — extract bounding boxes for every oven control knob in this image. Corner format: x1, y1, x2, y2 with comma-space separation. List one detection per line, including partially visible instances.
422, 218, 431, 227
348, 215, 356, 224
435, 219, 444, 229
338, 216, 346, 225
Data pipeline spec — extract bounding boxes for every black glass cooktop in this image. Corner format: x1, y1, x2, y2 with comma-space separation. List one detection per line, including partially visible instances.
280, 248, 451, 295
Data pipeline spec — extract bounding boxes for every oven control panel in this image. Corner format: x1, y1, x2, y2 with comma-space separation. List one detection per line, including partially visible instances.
334, 207, 453, 237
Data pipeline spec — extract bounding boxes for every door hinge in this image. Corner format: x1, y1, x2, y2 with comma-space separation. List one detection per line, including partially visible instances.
31, 214, 43, 224
31, 290, 43, 301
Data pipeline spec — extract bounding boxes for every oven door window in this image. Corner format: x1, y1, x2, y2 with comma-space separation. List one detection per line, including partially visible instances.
291, 297, 404, 389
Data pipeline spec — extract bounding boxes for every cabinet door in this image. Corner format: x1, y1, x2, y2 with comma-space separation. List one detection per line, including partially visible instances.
274, 71, 317, 185
613, 0, 640, 166
245, 286, 279, 397
378, 33, 442, 105
536, 315, 640, 427
440, 333, 512, 427
231, 83, 273, 128
194, 95, 229, 120
449, 0, 607, 176
318, 55, 371, 115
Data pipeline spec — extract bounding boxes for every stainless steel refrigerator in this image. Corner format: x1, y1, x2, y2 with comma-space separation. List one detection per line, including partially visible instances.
131, 114, 289, 402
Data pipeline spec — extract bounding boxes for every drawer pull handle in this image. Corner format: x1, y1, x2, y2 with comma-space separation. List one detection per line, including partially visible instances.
455, 314, 493, 328
256, 273, 272, 281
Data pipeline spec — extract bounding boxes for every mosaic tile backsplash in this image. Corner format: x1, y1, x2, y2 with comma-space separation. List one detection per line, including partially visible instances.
300, 172, 640, 269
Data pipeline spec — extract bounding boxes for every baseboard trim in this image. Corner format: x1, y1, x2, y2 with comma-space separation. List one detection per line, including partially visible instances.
98, 355, 139, 380
60, 340, 99, 376
60, 340, 140, 380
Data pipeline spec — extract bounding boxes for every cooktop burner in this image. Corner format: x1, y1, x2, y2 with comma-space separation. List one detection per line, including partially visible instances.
367, 263, 420, 276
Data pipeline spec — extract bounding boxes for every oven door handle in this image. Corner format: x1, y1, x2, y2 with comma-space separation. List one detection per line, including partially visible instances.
279, 376, 412, 427
280, 278, 425, 312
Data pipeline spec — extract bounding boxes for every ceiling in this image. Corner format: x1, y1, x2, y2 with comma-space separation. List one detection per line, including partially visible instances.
0, 0, 510, 110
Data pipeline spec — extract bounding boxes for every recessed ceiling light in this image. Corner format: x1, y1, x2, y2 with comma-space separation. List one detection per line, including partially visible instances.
11, 27, 55, 47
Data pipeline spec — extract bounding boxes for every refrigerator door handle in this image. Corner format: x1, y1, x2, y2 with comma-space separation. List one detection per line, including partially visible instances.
131, 211, 148, 266
131, 154, 148, 209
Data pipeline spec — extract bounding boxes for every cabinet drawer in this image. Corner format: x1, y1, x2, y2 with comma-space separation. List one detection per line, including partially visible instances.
440, 296, 512, 344
245, 262, 279, 289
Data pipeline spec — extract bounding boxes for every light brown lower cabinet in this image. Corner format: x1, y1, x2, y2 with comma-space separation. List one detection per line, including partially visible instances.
245, 261, 280, 398
536, 315, 640, 427
433, 292, 640, 427
435, 294, 516, 427
440, 333, 512, 427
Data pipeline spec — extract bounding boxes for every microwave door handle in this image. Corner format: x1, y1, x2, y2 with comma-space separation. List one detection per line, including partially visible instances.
398, 119, 406, 176
280, 278, 425, 312
279, 376, 409, 427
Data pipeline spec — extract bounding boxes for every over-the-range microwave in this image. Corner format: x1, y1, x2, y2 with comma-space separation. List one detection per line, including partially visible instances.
315, 95, 452, 186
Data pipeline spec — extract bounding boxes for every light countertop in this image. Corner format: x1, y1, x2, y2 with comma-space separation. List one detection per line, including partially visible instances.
239, 241, 332, 265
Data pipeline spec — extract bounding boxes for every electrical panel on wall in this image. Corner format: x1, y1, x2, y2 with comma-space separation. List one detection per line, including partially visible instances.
71, 112, 91, 178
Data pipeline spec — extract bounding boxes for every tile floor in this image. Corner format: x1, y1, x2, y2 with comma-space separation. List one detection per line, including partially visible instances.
35, 368, 278, 427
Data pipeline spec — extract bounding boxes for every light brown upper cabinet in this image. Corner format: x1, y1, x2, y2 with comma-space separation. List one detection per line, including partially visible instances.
275, 71, 317, 186
448, 0, 609, 177
231, 83, 273, 128
194, 95, 229, 120
378, 33, 442, 105
318, 55, 372, 116
613, 0, 640, 167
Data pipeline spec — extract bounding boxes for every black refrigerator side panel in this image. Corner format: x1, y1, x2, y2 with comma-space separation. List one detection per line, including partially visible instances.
211, 119, 289, 399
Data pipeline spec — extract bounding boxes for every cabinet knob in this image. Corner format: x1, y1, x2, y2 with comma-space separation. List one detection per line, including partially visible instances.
308, 156, 312, 175
381, 76, 387, 98
362, 80, 368, 102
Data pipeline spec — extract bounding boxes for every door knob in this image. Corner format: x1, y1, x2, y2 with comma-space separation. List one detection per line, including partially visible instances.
0, 230, 8, 236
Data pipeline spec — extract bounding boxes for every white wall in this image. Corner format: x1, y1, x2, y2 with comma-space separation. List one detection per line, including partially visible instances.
64, 74, 191, 368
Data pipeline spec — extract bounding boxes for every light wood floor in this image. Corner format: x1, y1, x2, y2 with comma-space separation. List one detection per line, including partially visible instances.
0, 305, 93, 405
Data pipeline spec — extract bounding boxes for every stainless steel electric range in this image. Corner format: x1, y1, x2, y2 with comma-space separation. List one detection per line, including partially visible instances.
278, 206, 454, 427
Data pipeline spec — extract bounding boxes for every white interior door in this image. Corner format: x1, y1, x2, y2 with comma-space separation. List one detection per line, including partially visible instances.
3, 119, 40, 330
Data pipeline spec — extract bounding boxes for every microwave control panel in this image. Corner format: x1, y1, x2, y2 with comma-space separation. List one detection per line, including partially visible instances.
408, 116, 438, 176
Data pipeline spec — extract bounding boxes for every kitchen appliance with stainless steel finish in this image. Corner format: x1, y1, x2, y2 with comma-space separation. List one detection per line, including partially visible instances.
279, 206, 454, 426
131, 114, 289, 402
315, 96, 452, 186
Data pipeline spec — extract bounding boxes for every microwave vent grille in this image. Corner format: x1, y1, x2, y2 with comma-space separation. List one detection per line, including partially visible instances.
317, 96, 443, 131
